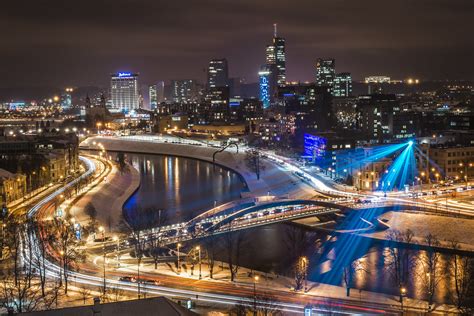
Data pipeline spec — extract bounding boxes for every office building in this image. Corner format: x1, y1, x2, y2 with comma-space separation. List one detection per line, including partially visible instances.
333, 73, 352, 97
110, 72, 139, 112
207, 59, 229, 89
171, 80, 199, 103
315, 58, 335, 93
149, 85, 157, 109
208, 86, 230, 123
357, 94, 400, 143
265, 24, 286, 86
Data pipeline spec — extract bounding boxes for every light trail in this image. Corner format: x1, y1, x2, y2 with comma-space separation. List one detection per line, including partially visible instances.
21, 155, 391, 314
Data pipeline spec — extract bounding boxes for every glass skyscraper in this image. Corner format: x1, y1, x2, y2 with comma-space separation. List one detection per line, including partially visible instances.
265, 24, 286, 86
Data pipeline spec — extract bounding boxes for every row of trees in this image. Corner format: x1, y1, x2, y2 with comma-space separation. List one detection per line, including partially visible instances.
338, 229, 474, 314
0, 214, 85, 313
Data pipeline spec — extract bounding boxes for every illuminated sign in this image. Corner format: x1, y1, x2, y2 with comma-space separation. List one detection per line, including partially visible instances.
118, 72, 132, 77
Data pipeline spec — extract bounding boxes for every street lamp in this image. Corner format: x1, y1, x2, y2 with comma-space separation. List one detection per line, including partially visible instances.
59, 250, 65, 287
253, 275, 259, 316
177, 243, 182, 274
301, 257, 308, 292
400, 287, 407, 313
196, 246, 202, 279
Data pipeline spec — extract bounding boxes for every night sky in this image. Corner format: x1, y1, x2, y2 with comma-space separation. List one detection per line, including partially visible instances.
1, 0, 472, 89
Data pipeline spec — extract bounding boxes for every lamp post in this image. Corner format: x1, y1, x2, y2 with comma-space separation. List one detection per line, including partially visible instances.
301, 257, 308, 292
400, 287, 407, 313
196, 246, 202, 280
177, 243, 182, 274
59, 250, 64, 287
253, 275, 259, 316
99, 226, 106, 294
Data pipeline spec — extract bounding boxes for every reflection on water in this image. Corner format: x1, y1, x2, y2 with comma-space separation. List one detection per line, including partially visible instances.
123, 153, 244, 225
123, 152, 465, 304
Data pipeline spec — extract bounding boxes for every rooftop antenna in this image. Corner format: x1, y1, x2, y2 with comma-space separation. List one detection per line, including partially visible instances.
273, 23, 277, 37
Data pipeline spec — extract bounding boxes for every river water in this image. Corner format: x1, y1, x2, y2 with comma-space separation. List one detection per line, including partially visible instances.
122, 152, 462, 304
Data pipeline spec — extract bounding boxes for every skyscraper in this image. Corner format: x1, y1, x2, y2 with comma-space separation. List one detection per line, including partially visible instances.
110, 72, 139, 112
333, 73, 352, 97
207, 59, 229, 89
265, 24, 286, 86
149, 85, 157, 109
60, 88, 73, 109
315, 58, 335, 93
259, 65, 277, 109
171, 79, 198, 103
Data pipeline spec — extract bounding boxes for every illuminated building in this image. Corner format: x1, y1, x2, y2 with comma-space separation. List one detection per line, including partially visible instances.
207, 87, 230, 123
149, 85, 157, 109
259, 66, 272, 108
333, 73, 352, 97
171, 80, 199, 103
207, 59, 229, 89
315, 58, 335, 93
364, 76, 391, 84
110, 72, 139, 112
265, 24, 286, 86
357, 94, 400, 143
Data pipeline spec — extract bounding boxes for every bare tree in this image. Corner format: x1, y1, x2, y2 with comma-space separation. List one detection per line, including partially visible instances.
203, 235, 218, 279
223, 223, 245, 282
245, 149, 266, 180
447, 240, 474, 314
46, 218, 85, 294
146, 209, 168, 269
79, 284, 91, 305
385, 229, 416, 295
418, 233, 443, 311
342, 257, 367, 297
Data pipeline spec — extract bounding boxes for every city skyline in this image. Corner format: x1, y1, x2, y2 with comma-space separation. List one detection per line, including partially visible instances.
1, 0, 472, 90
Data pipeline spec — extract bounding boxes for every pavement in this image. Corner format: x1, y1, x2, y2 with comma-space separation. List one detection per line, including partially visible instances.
61, 155, 140, 232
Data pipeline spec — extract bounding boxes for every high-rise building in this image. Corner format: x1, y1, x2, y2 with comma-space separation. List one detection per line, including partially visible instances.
156, 81, 165, 103
171, 80, 198, 103
265, 24, 286, 86
315, 58, 335, 93
149, 85, 157, 109
259, 65, 278, 109
333, 73, 352, 97
110, 72, 139, 112
207, 59, 229, 89
357, 94, 400, 143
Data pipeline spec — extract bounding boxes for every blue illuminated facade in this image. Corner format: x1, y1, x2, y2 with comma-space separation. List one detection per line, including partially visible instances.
304, 134, 327, 161
259, 69, 271, 108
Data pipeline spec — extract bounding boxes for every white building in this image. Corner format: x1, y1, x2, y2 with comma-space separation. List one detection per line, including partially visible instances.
111, 72, 139, 112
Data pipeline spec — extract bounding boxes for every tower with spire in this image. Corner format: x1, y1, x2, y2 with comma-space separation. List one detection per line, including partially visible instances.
265, 23, 286, 86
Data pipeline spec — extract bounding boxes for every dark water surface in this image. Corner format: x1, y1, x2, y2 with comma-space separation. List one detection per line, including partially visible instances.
123, 153, 244, 223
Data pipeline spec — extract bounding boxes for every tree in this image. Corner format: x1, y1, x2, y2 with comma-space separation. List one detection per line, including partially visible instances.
447, 240, 474, 314
203, 235, 218, 279
79, 285, 91, 305
116, 152, 128, 174
223, 223, 245, 282
418, 233, 443, 311
245, 149, 266, 180
385, 229, 416, 294
46, 218, 85, 294
342, 257, 367, 297
145, 209, 168, 269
